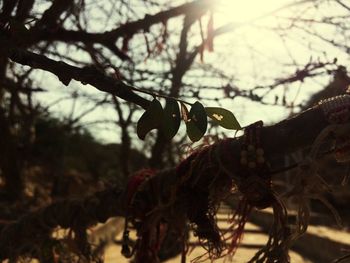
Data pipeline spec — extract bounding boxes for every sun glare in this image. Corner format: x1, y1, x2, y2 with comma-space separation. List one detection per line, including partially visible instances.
215, 0, 291, 25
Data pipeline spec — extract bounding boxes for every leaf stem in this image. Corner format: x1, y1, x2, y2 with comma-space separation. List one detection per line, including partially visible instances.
128, 85, 193, 106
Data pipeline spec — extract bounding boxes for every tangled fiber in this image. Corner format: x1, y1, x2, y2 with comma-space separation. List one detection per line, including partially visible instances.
124, 135, 292, 263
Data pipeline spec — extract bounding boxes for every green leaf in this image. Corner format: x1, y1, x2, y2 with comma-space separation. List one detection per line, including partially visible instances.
137, 99, 163, 140
186, 101, 208, 142
205, 107, 241, 130
161, 98, 181, 140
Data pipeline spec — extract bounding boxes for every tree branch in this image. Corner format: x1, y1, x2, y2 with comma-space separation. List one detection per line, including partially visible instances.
149, 13, 202, 168
15, 0, 35, 22
34, 0, 213, 44
0, 0, 18, 24
0, 105, 331, 260
3, 44, 150, 109
32, 0, 74, 29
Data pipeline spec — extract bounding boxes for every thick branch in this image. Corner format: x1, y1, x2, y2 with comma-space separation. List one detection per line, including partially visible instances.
262, 107, 328, 155
34, 0, 213, 44
0, 105, 331, 260
3, 45, 150, 109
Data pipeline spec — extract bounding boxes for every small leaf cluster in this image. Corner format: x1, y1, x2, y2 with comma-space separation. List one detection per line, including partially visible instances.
137, 98, 241, 142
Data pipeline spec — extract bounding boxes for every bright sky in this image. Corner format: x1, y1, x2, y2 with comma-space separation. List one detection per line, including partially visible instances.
34, 0, 349, 143
217, 0, 291, 22
199, 0, 348, 126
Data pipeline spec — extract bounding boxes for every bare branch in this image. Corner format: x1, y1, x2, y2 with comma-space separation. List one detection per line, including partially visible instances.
4, 45, 150, 109
33, 0, 213, 45
33, 0, 74, 29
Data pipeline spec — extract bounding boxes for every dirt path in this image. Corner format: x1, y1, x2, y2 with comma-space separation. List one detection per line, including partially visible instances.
103, 205, 312, 262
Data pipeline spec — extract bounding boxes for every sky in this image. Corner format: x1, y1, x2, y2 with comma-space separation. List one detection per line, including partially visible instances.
200, 0, 348, 122
32, 0, 350, 143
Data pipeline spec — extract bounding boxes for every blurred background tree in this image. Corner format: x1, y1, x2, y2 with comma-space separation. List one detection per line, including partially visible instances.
1, 0, 350, 262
